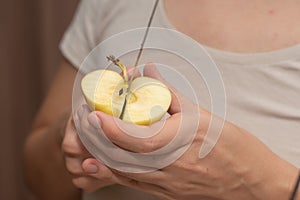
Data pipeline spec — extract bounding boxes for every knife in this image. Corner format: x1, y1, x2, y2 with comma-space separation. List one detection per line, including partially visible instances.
110, 0, 160, 120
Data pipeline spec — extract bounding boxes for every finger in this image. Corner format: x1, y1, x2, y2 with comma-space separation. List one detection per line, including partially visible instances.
72, 176, 113, 193
62, 116, 90, 157
65, 156, 85, 176
143, 62, 195, 115
82, 158, 118, 183
95, 111, 182, 153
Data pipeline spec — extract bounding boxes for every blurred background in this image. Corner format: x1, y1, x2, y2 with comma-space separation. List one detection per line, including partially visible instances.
0, 0, 78, 199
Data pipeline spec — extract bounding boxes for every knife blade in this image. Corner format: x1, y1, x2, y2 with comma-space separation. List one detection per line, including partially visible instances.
118, 0, 160, 120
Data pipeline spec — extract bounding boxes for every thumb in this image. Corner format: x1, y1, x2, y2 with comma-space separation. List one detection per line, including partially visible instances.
143, 62, 194, 114
121, 66, 141, 79
143, 62, 165, 83
127, 66, 141, 79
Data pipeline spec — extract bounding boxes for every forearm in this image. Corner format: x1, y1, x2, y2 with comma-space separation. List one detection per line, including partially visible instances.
23, 110, 81, 200
226, 127, 299, 200
256, 158, 299, 200
237, 129, 300, 200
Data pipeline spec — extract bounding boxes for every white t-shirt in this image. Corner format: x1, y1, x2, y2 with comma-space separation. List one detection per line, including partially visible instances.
60, 0, 300, 199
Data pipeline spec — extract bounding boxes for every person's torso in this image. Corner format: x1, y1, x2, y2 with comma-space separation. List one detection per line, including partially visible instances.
83, 1, 300, 199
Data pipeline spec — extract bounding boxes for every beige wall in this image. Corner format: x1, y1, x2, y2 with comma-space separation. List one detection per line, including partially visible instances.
0, 1, 78, 199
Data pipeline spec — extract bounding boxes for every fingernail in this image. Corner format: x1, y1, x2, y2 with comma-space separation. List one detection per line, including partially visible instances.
88, 112, 102, 129
85, 164, 98, 173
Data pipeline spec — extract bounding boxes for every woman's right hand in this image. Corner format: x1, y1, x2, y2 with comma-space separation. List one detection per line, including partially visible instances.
62, 108, 118, 192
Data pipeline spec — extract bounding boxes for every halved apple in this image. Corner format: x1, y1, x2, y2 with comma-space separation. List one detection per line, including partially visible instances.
81, 66, 171, 125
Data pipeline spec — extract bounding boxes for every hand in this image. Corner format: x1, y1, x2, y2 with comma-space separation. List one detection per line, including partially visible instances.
61, 65, 144, 192
62, 109, 119, 192
94, 63, 298, 200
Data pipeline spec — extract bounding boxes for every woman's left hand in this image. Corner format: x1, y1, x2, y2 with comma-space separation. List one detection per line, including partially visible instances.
92, 64, 299, 200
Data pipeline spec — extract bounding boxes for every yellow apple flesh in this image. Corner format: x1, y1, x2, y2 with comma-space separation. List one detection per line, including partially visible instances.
81, 69, 171, 125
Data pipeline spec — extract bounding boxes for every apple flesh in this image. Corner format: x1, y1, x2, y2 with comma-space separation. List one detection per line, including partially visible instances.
81, 69, 171, 125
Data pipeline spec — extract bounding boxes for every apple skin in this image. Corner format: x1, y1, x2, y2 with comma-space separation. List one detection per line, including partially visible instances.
81, 69, 171, 125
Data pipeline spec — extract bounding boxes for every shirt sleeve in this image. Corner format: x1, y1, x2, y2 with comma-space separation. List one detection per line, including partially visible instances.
59, 0, 107, 69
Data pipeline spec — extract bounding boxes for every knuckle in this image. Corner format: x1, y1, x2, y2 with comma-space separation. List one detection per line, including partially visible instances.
140, 138, 157, 153
106, 125, 119, 138
62, 132, 76, 153
96, 168, 114, 181
100, 173, 113, 181
61, 140, 78, 155
72, 177, 99, 193
104, 125, 122, 143
128, 179, 139, 187
171, 159, 186, 169
72, 177, 88, 190
61, 138, 71, 153
65, 157, 83, 175
172, 159, 199, 173
62, 135, 88, 157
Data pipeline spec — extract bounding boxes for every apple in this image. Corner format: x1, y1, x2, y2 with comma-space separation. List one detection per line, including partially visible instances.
81, 57, 171, 125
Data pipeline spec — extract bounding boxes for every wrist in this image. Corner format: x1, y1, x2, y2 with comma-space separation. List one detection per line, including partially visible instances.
290, 170, 300, 200
252, 157, 299, 200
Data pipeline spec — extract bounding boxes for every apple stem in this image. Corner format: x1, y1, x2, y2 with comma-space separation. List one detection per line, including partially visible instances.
106, 55, 128, 82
